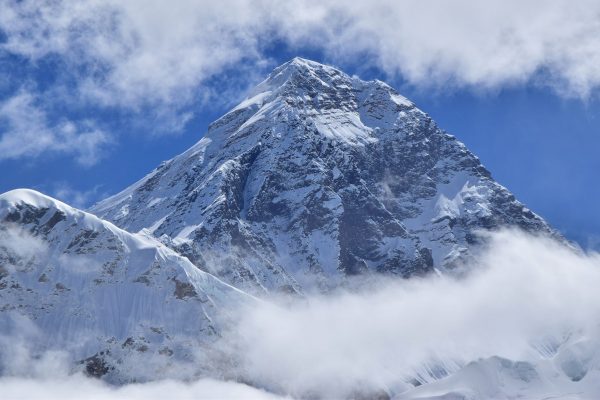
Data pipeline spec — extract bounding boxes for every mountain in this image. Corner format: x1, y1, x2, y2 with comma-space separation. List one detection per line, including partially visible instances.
91, 57, 554, 295
0, 189, 252, 382
0, 58, 582, 397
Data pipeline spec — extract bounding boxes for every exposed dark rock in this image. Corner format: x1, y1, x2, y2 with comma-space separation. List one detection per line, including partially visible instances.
0, 266, 7, 280
81, 353, 112, 378
172, 277, 197, 299
158, 347, 174, 356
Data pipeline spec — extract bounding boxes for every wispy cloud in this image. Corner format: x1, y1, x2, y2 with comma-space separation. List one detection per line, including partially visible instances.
299, 0, 600, 98
0, 89, 111, 166
0, 223, 48, 267
0, 0, 271, 113
51, 182, 105, 209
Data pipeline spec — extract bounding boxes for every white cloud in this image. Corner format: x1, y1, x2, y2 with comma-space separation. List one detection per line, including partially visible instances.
0, 90, 111, 165
2, 0, 600, 105
0, 224, 48, 269
1, 0, 599, 163
218, 230, 600, 398
0, 317, 285, 399
51, 183, 104, 209
272, 0, 600, 97
0, 376, 287, 400
2, 228, 600, 397
0, 312, 284, 399
0, 0, 271, 111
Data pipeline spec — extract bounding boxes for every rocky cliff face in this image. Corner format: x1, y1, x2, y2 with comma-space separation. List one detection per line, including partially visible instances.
91, 57, 555, 295
0, 189, 252, 382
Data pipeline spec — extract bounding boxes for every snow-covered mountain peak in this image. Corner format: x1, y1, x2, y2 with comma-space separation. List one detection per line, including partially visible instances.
0, 189, 158, 252
246, 57, 413, 121
0, 188, 254, 381
91, 58, 555, 295
254, 56, 343, 93
0, 57, 576, 397
205, 58, 421, 157
1, 188, 112, 238
1, 188, 69, 212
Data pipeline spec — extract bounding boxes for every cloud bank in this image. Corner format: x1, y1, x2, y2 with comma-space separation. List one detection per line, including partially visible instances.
0, 376, 287, 400
220, 230, 600, 398
1, 0, 600, 163
3, 229, 600, 398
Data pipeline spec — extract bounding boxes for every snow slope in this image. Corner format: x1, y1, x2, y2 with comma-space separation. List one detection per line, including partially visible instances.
399, 354, 600, 400
0, 189, 253, 382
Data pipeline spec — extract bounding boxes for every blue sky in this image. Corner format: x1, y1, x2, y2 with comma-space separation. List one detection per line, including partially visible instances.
1, 0, 599, 249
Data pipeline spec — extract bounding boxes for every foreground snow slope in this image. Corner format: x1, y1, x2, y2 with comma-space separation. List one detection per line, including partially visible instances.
92, 57, 556, 295
0, 189, 252, 382
399, 354, 600, 400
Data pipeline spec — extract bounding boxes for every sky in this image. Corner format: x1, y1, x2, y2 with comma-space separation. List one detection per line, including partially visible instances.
0, 0, 599, 248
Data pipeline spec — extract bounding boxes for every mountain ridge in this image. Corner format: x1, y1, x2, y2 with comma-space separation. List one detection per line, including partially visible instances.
0, 188, 253, 382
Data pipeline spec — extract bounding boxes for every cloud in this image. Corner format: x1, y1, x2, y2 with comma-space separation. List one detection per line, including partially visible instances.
2, 228, 600, 397
0, 316, 285, 399
0, 376, 288, 400
218, 230, 600, 398
0, 0, 271, 110
2, 0, 600, 104
0, 90, 111, 166
0, 223, 48, 269
0, 313, 285, 400
299, 0, 600, 98
51, 183, 105, 209
1, 0, 599, 163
